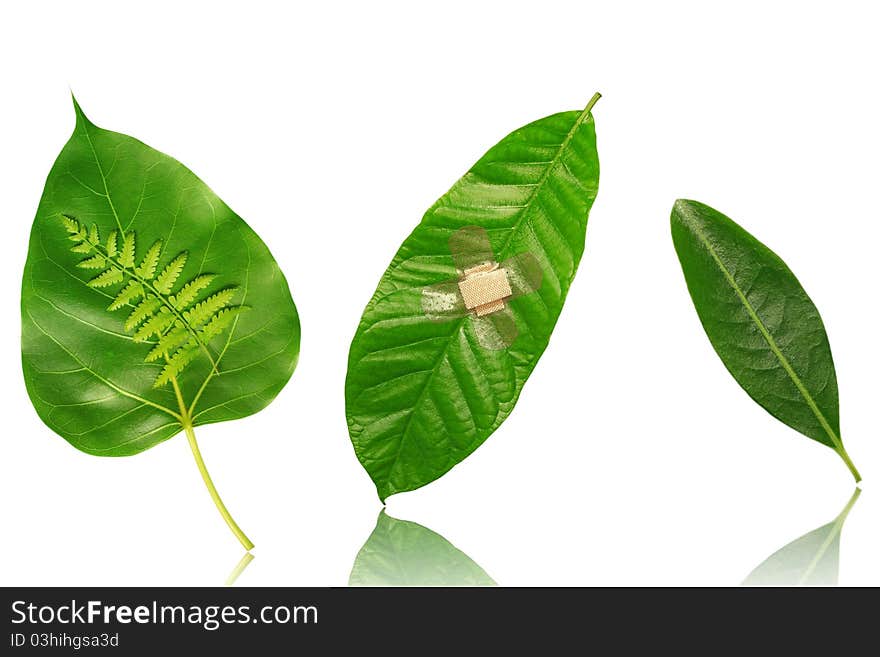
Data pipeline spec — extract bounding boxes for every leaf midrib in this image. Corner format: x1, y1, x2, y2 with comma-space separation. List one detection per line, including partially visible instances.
376, 102, 596, 493
687, 220, 844, 454
80, 116, 125, 234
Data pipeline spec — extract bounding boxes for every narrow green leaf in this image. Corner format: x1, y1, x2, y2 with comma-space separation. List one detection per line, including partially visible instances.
87, 268, 123, 288
670, 199, 860, 481
200, 306, 246, 343
155, 343, 199, 388
61, 213, 80, 234
125, 297, 161, 331
135, 239, 162, 280
743, 487, 860, 586
171, 273, 215, 310
145, 325, 189, 362
155, 252, 188, 294
184, 288, 237, 327
346, 95, 601, 500
349, 511, 497, 586
132, 309, 175, 342
119, 231, 136, 268
106, 229, 118, 257
76, 254, 106, 269
108, 280, 144, 310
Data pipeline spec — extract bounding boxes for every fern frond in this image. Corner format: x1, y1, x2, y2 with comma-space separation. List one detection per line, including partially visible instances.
145, 325, 189, 362
133, 310, 175, 342
87, 268, 124, 288
108, 280, 144, 311
154, 343, 199, 388
155, 252, 188, 294
125, 297, 161, 331
184, 288, 237, 328
170, 274, 215, 310
59, 216, 243, 389
77, 254, 106, 270
135, 240, 162, 280
120, 231, 136, 268
199, 306, 246, 343
106, 230, 118, 257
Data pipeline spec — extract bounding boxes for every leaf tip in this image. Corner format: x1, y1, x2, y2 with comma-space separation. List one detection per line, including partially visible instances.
670, 198, 701, 230
671, 198, 692, 215
70, 92, 97, 130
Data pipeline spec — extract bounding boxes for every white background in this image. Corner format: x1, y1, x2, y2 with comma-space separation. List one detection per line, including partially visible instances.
1, 1, 878, 586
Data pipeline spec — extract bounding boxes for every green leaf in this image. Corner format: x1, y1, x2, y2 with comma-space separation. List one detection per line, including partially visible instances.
125, 297, 161, 331
106, 229, 118, 257
670, 199, 860, 481
200, 306, 247, 343
146, 325, 189, 362
184, 287, 238, 327
132, 309, 175, 342
76, 254, 106, 269
171, 273, 215, 310
108, 280, 144, 311
155, 252, 188, 294
134, 239, 162, 280
87, 267, 124, 288
348, 511, 497, 586
345, 95, 601, 500
743, 487, 860, 586
155, 344, 200, 388
120, 230, 136, 268
21, 97, 301, 549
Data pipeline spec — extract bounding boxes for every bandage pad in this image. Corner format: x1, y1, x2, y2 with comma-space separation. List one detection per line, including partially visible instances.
421, 226, 543, 350
458, 263, 512, 316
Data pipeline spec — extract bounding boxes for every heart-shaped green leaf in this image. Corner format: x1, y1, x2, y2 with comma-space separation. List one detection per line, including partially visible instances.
21, 98, 301, 548
349, 511, 496, 586
345, 95, 601, 500
671, 199, 859, 481
743, 487, 860, 586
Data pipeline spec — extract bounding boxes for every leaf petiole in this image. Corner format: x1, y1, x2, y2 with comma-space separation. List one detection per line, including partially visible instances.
224, 552, 255, 586
837, 447, 862, 483
171, 376, 254, 551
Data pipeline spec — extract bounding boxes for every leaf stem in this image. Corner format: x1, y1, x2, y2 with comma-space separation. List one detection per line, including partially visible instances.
583, 91, 601, 116
171, 376, 254, 551
183, 422, 254, 550
837, 447, 862, 483
225, 551, 255, 586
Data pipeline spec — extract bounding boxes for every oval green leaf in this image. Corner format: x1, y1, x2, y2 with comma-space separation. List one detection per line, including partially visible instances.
21, 98, 301, 547
671, 199, 859, 481
349, 511, 496, 586
346, 95, 601, 500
